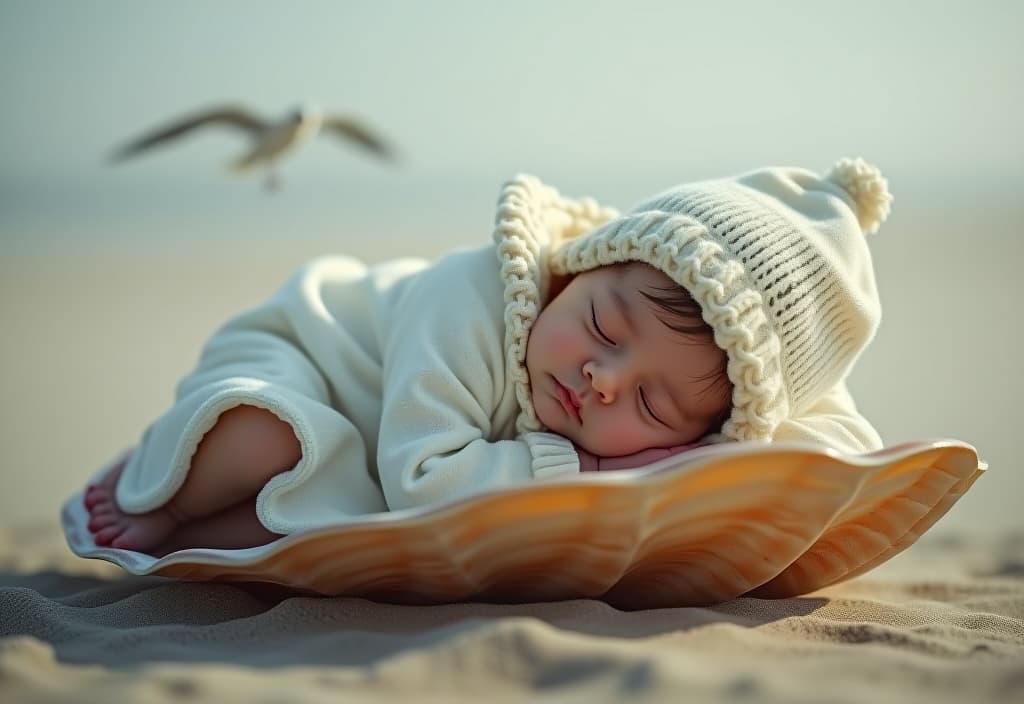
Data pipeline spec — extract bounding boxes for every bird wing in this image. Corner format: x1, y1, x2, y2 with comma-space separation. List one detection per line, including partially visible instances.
109, 106, 269, 162
320, 117, 395, 160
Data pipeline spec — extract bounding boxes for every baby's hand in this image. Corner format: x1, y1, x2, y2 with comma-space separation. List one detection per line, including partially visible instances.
576, 444, 700, 472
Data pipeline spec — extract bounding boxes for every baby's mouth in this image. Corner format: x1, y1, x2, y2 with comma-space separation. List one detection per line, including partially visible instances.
554, 377, 582, 424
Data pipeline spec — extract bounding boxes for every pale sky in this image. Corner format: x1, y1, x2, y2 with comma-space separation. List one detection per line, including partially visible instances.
0, 0, 1021, 256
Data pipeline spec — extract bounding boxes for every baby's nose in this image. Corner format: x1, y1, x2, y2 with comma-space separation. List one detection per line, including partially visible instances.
583, 362, 620, 404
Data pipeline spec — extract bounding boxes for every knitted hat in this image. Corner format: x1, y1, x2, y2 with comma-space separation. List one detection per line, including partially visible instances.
493, 158, 892, 443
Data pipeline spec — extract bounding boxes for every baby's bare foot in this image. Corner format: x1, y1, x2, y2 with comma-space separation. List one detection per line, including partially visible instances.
84, 456, 181, 552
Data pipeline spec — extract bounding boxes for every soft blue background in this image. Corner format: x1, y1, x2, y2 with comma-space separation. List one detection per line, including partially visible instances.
1, 0, 1021, 534
3, 0, 1020, 258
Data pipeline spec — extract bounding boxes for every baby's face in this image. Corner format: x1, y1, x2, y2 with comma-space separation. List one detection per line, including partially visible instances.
526, 263, 731, 457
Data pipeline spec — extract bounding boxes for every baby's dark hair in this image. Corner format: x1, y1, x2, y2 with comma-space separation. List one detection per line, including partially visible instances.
639, 282, 733, 436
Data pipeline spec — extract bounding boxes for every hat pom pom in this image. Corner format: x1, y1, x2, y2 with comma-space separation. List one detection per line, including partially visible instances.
825, 157, 893, 235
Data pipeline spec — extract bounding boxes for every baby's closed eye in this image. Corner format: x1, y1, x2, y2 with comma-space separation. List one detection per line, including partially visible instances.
590, 301, 615, 345
639, 387, 670, 427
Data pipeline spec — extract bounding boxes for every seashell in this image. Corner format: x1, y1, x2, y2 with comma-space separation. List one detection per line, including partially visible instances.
62, 439, 984, 609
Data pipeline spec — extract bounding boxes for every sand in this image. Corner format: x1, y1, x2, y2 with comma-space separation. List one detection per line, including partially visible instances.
1, 521, 1022, 703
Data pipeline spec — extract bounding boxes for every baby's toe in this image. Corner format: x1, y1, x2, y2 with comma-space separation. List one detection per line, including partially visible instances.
87, 510, 117, 533
100, 460, 126, 489
83, 488, 103, 510
84, 485, 115, 509
93, 524, 124, 546
90, 497, 116, 514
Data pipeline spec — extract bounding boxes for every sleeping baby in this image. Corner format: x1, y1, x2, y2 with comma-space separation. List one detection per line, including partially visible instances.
84, 157, 892, 556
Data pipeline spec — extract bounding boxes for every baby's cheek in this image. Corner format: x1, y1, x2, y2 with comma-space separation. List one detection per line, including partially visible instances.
586, 418, 651, 457
545, 326, 581, 350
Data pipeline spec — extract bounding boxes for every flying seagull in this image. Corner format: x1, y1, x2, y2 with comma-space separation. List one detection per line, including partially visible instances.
109, 103, 396, 190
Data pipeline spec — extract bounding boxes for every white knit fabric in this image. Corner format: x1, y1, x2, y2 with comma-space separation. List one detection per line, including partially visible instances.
492, 175, 619, 434
501, 158, 892, 443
